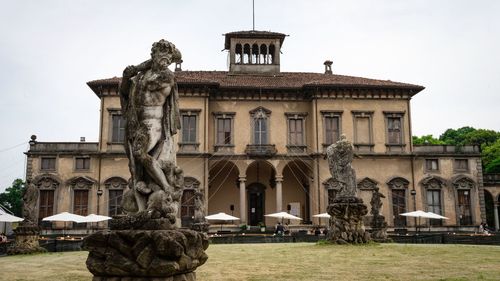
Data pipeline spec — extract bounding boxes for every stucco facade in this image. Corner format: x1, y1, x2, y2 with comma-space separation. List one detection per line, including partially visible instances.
25, 30, 486, 232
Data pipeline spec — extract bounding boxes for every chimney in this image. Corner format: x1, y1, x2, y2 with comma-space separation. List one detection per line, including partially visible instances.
324, 60, 333, 74
80, 137, 86, 142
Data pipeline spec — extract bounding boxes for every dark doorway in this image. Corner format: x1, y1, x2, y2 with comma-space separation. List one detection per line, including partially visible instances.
485, 190, 494, 227
247, 183, 265, 226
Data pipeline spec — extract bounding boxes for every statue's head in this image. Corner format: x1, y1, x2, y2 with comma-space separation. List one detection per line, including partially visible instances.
151, 39, 182, 69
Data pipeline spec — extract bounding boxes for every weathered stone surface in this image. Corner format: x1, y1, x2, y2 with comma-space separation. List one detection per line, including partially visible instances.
7, 225, 46, 255
83, 229, 208, 278
369, 187, 390, 242
326, 135, 371, 244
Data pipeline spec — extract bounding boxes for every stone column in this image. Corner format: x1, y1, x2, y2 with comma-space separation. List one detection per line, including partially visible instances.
239, 176, 247, 224
494, 203, 499, 231
275, 176, 283, 212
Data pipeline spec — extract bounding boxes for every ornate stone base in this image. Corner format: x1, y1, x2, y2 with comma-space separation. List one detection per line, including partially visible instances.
7, 225, 47, 255
190, 222, 209, 233
327, 196, 371, 244
370, 215, 390, 242
83, 229, 208, 280
92, 272, 196, 281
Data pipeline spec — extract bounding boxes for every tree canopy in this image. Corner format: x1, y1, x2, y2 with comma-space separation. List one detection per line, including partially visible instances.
0, 178, 25, 217
414, 126, 500, 174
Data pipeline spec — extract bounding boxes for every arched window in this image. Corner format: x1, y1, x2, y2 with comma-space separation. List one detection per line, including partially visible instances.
68, 176, 95, 229
387, 177, 409, 227
243, 44, 251, 64
251, 44, 259, 64
268, 44, 275, 64
452, 176, 475, 225
260, 44, 267, 64
104, 177, 127, 216
235, 43, 242, 64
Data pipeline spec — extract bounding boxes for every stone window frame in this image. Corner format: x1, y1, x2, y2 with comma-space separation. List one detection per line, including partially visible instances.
320, 110, 343, 150
107, 108, 126, 144
179, 109, 201, 152
285, 112, 308, 154
351, 111, 375, 152
425, 158, 440, 173
34, 174, 60, 227
213, 112, 236, 153
383, 111, 406, 152
452, 175, 476, 226
104, 177, 128, 217
387, 177, 410, 228
323, 178, 341, 207
68, 176, 96, 228
40, 156, 57, 172
250, 106, 272, 145
74, 156, 91, 171
453, 158, 469, 173
180, 177, 202, 227
420, 176, 447, 226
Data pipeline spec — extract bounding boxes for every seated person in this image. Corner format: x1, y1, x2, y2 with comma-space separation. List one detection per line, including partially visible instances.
275, 222, 284, 236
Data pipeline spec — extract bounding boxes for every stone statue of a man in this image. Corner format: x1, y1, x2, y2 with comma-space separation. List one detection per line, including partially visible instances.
119, 39, 184, 222
22, 180, 38, 225
326, 134, 357, 197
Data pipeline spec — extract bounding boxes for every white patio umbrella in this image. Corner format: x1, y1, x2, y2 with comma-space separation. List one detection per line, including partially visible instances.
312, 213, 331, 219
400, 210, 448, 232
205, 212, 240, 231
42, 212, 87, 236
82, 214, 112, 223
265, 211, 302, 224
0, 213, 24, 222
425, 212, 449, 220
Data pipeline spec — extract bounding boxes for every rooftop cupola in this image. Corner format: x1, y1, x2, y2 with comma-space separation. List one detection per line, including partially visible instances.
224, 30, 287, 74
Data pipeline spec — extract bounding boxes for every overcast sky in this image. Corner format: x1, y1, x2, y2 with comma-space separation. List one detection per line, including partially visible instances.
0, 0, 499, 192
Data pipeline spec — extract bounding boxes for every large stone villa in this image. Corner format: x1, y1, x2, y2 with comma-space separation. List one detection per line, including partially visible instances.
25, 30, 500, 233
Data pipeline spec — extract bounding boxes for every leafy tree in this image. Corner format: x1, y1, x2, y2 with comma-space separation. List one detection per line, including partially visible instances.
439, 126, 476, 145
412, 135, 446, 145
463, 129, 499, 148
482, 139, 500, 173
0, 178, 25, 217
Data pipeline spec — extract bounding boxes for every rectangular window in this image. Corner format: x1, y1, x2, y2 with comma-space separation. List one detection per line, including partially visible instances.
41, 157, 56, 171
75, 157, 90, 170
254, 118, 268, 145
217, 118, 232, 145
38, 190, 54, 225
108, 190, 123, 216
288, 118, 304, 146
73, 190, 89, 216
324, 116, 340, 145
426, 190, 442, 226
182, 115, 197, 143
352, 111, 374, 151
392, 189, 407, 227
356, 117, 370, 143
387, 117, 403, 144
425, 159, 439, 171
181, 189, 196, 227
111, 114, 126, 143
457, 190, 472, 225
454, 159, 469, 172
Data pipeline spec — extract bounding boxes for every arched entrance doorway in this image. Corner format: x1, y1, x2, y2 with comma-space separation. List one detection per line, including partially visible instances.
247, 183, 266, 226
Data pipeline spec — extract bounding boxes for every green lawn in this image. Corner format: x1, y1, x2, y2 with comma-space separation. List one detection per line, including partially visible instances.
1, 243, 499, 281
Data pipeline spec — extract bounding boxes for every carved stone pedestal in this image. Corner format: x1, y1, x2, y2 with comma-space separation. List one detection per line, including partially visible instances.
327, 196, 371, 244
83, 229, 208, 280
370, 215, 390, 242
7, 224, 47, 255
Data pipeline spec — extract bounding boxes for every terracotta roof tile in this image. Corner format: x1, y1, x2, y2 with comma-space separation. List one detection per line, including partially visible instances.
87, 71, 424, 95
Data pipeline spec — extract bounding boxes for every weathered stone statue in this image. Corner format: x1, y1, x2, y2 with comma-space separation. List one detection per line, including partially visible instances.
369, 187, 390, 241
326, 135, 371, 244
8, 180, 46, 255
83, 39, 208, 281
191, 191, 209, 232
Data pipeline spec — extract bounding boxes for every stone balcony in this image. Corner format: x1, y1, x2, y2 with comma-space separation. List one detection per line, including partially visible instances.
245, 144, 277, 157
28, 142, 99, 153
413, 145, 480, 155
